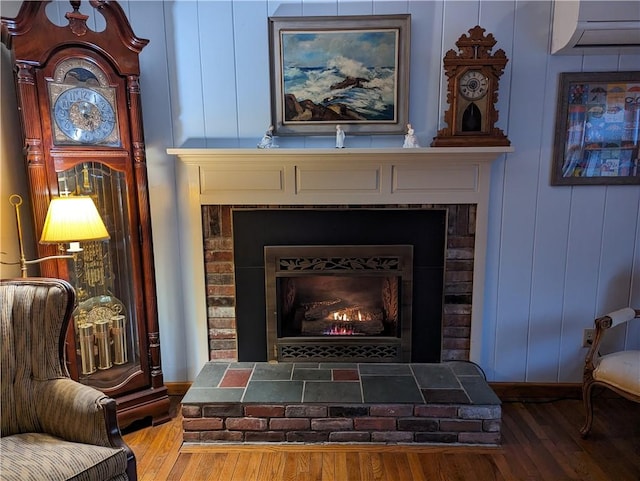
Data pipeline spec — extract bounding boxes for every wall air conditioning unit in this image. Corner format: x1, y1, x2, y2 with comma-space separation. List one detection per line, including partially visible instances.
551, 0, 640, 55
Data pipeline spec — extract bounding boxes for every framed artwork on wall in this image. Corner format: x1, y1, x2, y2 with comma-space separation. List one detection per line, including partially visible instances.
551, 71, 640, 185
268, 15, 410, 136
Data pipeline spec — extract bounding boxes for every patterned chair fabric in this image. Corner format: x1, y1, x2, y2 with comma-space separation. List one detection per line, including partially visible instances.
0, 278, 137, 481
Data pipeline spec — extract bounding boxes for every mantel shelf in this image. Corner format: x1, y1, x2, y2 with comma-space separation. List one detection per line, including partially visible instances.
168, 141, 513, 206
168, 142, 513, 165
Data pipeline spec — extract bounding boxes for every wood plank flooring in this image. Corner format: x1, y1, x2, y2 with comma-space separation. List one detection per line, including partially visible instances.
123, 395, 640, 481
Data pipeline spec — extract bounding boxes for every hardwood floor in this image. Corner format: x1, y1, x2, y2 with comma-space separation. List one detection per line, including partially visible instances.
123, 395, 640, 481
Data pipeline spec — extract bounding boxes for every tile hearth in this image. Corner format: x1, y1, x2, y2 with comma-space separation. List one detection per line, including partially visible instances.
181, 361, 501, 445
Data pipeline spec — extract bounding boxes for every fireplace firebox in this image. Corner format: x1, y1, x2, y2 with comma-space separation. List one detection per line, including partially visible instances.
265, 245, 413, 362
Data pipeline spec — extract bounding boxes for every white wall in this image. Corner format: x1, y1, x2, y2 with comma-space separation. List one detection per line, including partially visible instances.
1, 0, 638, 383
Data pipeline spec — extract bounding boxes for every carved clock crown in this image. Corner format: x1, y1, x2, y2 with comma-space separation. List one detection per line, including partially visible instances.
445, 25, 506, 62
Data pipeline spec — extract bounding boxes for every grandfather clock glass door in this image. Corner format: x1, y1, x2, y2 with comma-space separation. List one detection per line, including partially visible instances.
57, 162, 141, 388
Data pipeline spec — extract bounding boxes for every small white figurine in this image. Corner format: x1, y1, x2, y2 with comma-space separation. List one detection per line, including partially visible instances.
257, 125, 278, 149
335, 124, 345, 148
403, 123, 420, 148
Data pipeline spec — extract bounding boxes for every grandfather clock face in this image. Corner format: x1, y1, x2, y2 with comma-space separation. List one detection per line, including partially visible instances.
48, 58, 121, 147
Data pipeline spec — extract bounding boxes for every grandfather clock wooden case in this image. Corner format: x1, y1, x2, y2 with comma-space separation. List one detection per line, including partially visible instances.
1, 1, 170, 427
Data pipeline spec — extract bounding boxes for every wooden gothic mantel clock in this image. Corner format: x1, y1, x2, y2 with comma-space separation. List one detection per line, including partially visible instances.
431, 25, 510, 147
1, 0, 170, 427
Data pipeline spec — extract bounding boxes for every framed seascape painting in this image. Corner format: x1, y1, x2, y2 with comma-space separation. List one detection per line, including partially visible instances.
551, 71, 640, 185
268, 15, 410, 136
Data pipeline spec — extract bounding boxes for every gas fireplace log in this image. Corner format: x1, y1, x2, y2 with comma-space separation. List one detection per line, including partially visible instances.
302, 299, 349, 319
301, 317, 385, 336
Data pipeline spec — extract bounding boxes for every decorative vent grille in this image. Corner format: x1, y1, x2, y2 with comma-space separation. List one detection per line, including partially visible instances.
278, 256, 401, 271
278, 342, 401, 362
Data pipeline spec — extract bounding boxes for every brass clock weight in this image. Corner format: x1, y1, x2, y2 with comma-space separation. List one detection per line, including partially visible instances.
432, 25, 510, 147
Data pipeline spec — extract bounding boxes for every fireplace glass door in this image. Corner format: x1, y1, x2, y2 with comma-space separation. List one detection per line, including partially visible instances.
279, 275, 399, 338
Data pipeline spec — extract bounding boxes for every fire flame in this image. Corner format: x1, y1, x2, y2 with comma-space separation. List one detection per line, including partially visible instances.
324, 324, 357, 336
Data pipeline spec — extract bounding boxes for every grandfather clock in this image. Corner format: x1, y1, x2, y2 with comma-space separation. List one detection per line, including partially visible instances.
1, 1, 170, 427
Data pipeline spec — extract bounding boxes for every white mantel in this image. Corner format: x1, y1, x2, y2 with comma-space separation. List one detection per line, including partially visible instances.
168, 142, 512, 380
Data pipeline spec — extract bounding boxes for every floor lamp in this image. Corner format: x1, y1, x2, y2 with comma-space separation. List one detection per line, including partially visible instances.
4, 194, 109, 278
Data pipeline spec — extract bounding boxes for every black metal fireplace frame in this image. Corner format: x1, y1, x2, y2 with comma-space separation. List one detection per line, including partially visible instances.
264, 245, 414, 363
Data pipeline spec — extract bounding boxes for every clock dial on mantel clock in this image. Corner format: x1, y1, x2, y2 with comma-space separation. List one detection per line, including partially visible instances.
431, 25, 510, 147
1, 0, 170, 427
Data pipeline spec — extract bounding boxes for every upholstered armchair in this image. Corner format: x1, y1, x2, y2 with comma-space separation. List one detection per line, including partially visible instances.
0, 278, 137, 480
581, 307, 640, 438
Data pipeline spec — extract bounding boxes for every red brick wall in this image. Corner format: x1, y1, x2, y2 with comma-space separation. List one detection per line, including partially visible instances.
202, 205, 475, 362
182, 401, 501, 444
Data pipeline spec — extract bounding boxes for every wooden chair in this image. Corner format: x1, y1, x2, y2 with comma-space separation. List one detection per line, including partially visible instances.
581, 307, 640, 437
0, 278, 137, 480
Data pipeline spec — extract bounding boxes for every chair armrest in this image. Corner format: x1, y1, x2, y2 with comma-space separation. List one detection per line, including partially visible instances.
584, 307, 639, 373
606, 307, 638, 327
33, 378, 123, 447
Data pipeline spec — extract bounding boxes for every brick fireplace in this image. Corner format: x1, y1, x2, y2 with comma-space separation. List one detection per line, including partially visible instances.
203, 204, 475, 363
169, 142, 512, 380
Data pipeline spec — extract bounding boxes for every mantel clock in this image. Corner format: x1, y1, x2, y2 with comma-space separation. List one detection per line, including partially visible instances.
431, 25, 510, 147
1, 0, 170, 427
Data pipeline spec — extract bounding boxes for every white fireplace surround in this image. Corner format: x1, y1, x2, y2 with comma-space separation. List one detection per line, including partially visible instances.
168, 141, 512, 380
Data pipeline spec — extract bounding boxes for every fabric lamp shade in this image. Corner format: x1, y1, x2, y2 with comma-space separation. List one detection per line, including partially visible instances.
40, 196, 110, 244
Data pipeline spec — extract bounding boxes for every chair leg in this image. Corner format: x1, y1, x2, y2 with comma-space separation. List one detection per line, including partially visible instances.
126, 455, 137, 481
580, 379, 595, 438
